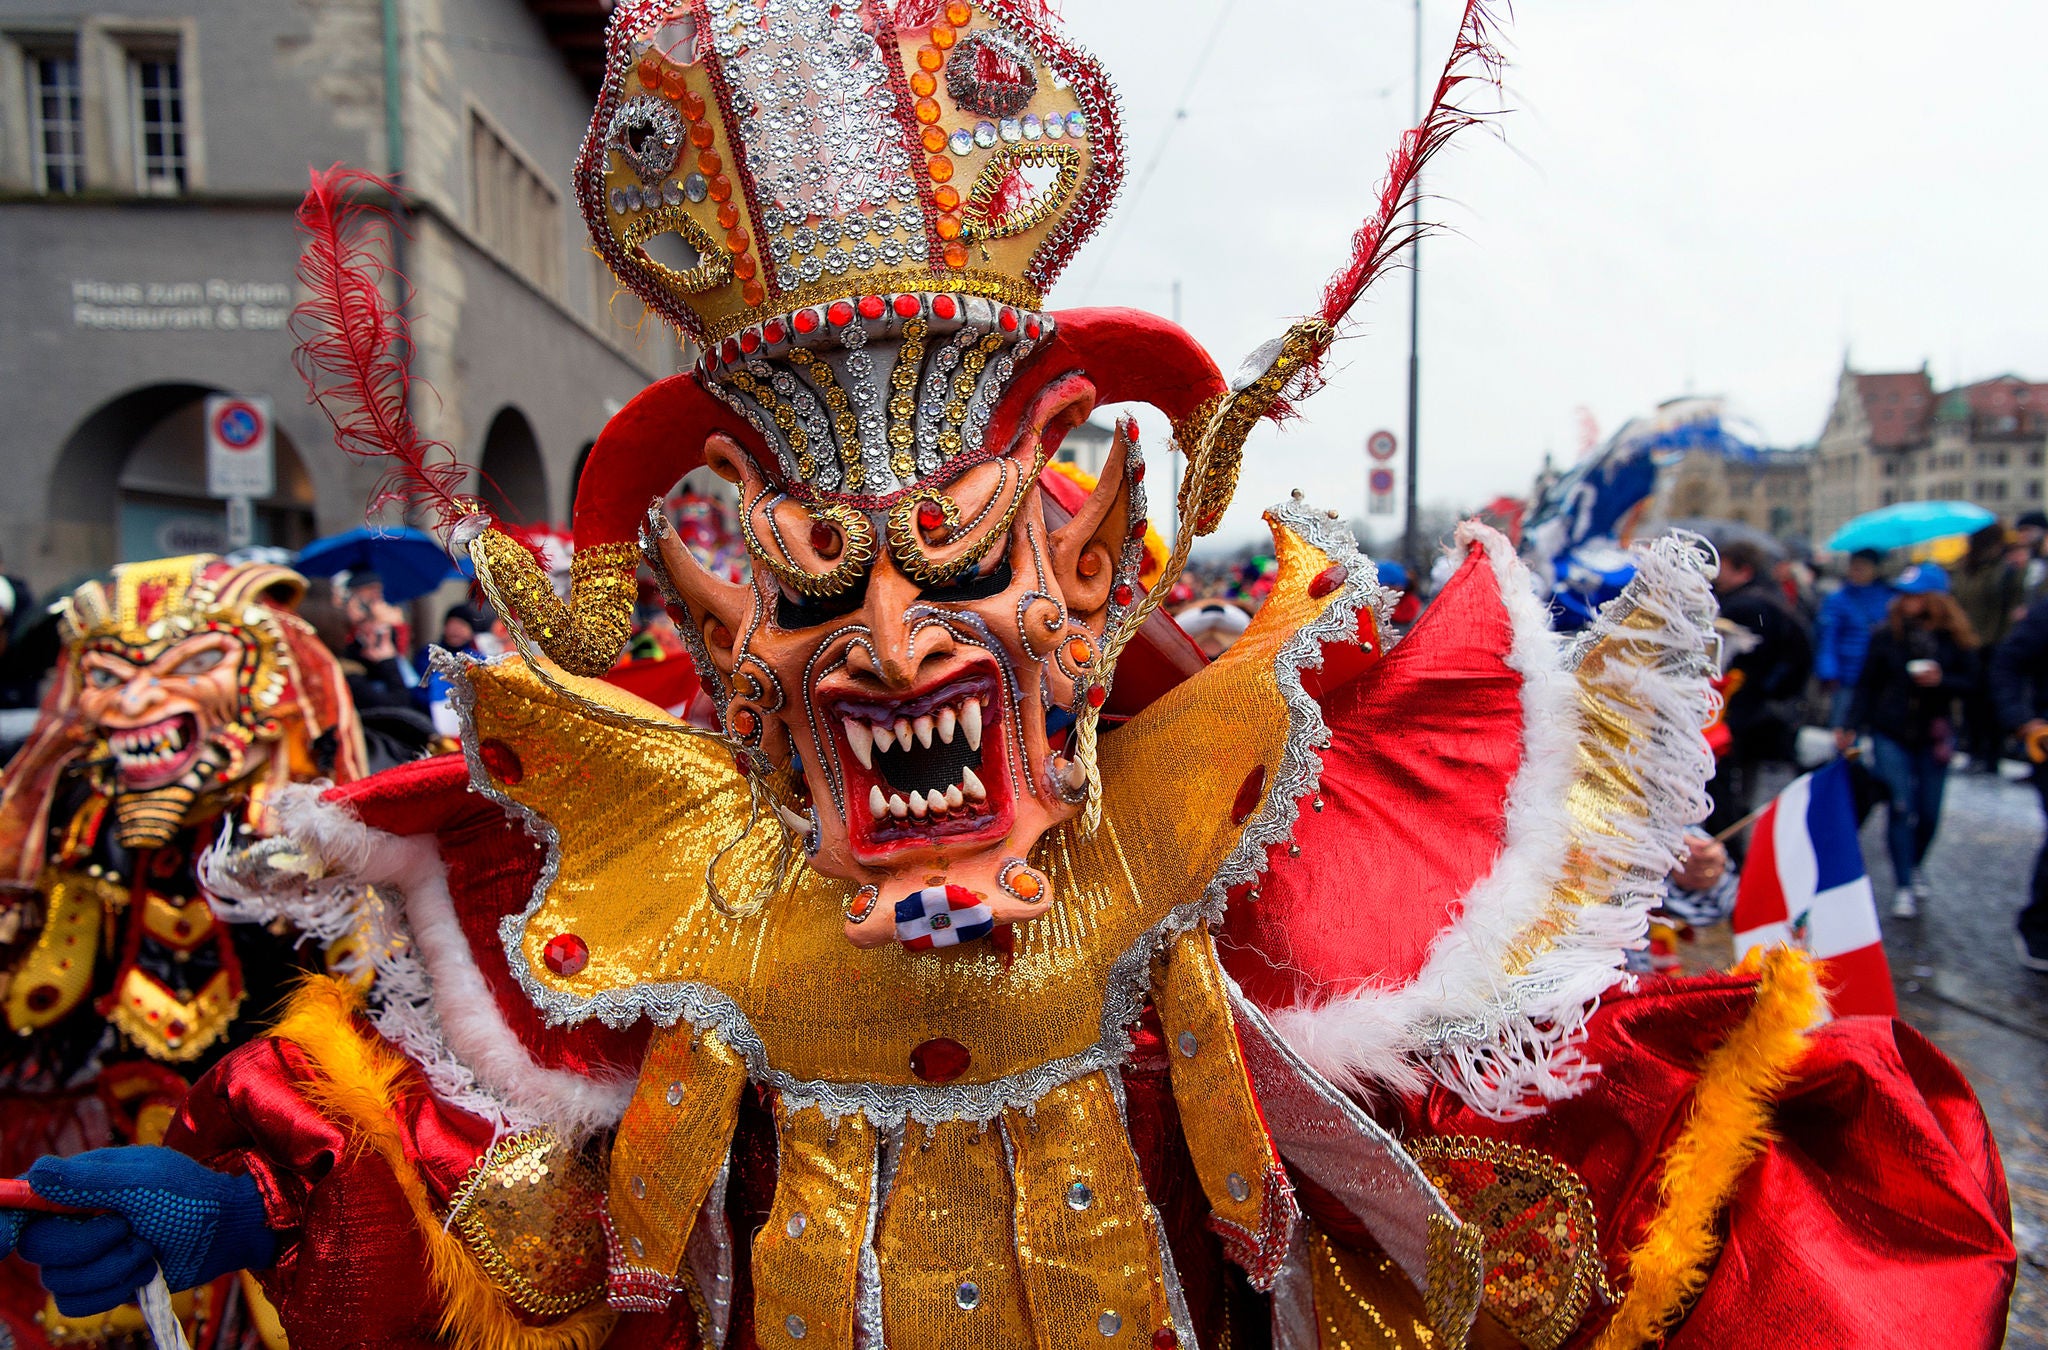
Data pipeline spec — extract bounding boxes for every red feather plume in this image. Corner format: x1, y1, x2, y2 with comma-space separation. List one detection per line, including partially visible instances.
1281, 0, 1506, 415
290, 165, 473, 534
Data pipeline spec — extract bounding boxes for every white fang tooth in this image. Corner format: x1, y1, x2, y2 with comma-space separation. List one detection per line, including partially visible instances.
937, 706, 957, 744
945, 784, 964, 810
913, 715, 934, 749
1059, 756, 1088, 789
888, 793, 909, 819
961, 766, 987, 801
908, 790, 928, 819
926, 789, 948, 815
895, 718, 914, 750
874, 722, 896, 753
870, 785, 888, 820
961, 698, 982, 751
775, 804, 812, 836
845, 719, 873, 769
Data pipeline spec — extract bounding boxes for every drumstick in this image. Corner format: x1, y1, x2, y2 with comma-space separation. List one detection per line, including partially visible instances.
0, 1179, 192, 1350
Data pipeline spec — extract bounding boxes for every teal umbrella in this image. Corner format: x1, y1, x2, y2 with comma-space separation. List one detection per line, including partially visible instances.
1825, 501, 1996, 554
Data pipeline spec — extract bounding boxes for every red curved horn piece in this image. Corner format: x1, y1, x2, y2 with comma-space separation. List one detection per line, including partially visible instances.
986, 307, 1227, 454
570, 373, 765, 547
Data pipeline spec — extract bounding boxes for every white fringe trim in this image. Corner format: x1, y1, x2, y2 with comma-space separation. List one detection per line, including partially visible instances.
201, 785, 635, 1140
1267, 526, 1718, 1120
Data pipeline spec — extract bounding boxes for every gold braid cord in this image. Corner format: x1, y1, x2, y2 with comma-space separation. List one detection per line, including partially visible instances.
1075, 319, 1332, 830
471, 530, 641, 678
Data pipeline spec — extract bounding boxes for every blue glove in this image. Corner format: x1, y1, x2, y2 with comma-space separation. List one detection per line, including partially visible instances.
0, 1206, 22, 1261
16, 1148, 276, 1317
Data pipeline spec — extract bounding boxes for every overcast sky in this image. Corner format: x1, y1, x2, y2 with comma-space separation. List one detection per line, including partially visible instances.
1050, 0, 2048, 549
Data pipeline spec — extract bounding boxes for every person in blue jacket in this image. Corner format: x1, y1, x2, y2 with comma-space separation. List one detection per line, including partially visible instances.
1816, 548, 1893, 724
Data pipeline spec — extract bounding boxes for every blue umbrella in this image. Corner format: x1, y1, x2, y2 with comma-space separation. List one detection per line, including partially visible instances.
1824, 501, 1996, 555
295, 527, 471, 602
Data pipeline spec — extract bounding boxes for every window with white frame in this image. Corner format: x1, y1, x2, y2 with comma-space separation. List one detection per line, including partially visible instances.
128, 49, 187, 194
29, 48, 85, 194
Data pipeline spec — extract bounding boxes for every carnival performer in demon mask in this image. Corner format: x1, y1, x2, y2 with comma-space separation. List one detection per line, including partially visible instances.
0, 2, 2016, 1348
0, 554, 365, 1347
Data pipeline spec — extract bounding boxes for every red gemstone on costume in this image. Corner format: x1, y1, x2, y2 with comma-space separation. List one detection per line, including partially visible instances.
165, 1019, 187, 1039
543, 933, 589, 977
917, 500, 947, 534
859, 294, 887, 320
24, 984, 58, 1012
1309, 565, 1348, 600
910, 1037, 971, 1083
893, 293, 921, 317
1113, 583, 1134, 606
809, 521, 842, 558
1130, 519, 1148, 541
480, 738, 524, 785
1086, 684, 1107, 708
1131, 461, 1146, 483
1025, 320, 1040, 339
733, 751, 753, 776
1153, 1332, 1179, 1349
1232, 765, 1266, 825
998, 307, 1019, 332
933, 294, 958, 319
729, 706, 759, 738
721, 338, 742, 364
827, 301, 856, 327
764, 319, 786, 343
795, 308, 822, 334
739, 329, 761, 354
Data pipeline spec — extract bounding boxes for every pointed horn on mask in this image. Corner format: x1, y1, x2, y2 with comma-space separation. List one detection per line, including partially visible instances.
469, 374, 762, 676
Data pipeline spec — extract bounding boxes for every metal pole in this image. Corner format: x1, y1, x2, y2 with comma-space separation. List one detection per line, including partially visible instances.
1170, 278, 1183, 545
1401, 0, 1423, 575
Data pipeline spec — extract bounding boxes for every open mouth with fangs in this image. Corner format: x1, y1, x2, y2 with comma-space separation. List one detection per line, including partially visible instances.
826, 666, 1011, 860
105, 713, 202, 791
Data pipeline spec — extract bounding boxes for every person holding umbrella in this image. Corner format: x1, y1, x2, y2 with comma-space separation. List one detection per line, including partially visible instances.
1836, 564, 1980, 918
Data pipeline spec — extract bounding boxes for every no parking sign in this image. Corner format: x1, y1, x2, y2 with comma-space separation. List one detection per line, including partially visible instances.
205, 394, 275, 499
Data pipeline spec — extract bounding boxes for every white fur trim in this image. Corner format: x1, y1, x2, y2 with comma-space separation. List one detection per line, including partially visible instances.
1266, 525, 1718, 1119
201, 785, 634, 1139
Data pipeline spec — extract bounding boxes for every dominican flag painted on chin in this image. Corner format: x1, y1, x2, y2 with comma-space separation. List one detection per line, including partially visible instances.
1732, 760, 1897, 1017
894, 886, 995, 951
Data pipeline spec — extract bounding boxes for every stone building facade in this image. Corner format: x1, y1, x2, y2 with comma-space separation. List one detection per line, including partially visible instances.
1658, 446, 1815, 543
0, 0, 679, 597
1812, 365, 2048, 546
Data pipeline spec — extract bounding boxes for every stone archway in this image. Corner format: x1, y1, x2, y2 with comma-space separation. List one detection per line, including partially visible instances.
47, 383, 317, 578
477, 406, 550, 527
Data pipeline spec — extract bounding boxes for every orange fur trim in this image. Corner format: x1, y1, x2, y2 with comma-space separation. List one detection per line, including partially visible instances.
268, 978, 616, 1350
1590, 948, 1822, 1349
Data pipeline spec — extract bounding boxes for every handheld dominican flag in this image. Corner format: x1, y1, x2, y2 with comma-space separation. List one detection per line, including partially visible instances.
894, 885, 995, 952
1731, 760, 1897, 1017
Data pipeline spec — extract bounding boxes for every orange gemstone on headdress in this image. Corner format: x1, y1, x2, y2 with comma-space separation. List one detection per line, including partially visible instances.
725, 229, 751, 253
929, 157, 954, 182
934, 184, 961, 211
936, 213, 963, 240
709, 175, 733, 202
1076, 551, 1103, 579
638, 56, 664, 89
1062, 636, 1095, 669
730, 706, 759, 738
945, 1, 973, 24
1007, 867, 1042, 899
697, 150, 722, 174
917, 45, 945, 72
717, 202, 740, 229
922, 125, 949, 153
690, 122, 714, 148
678, 91, 706, 121
733, 253, 758, 280
943, 242, 970, 269
742, 279, 766, 306
911, 70, 937, 98
914, 97, 942, 124
706, 620, 733, 648
931, 24, 958, 48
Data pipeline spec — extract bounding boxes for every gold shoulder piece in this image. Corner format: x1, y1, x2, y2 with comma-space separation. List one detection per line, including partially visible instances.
447, 1131, 609, 1320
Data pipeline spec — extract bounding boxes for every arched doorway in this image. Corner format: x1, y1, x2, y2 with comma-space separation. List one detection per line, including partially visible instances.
49, 383, 317, 576
565, 440, 596, 522
477, 407, 549, 527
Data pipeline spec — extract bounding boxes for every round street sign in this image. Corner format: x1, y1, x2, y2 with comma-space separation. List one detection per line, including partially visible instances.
212, 399, 265, 451
1369, 468, 1396, 493
1367, 430, 1398, 461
